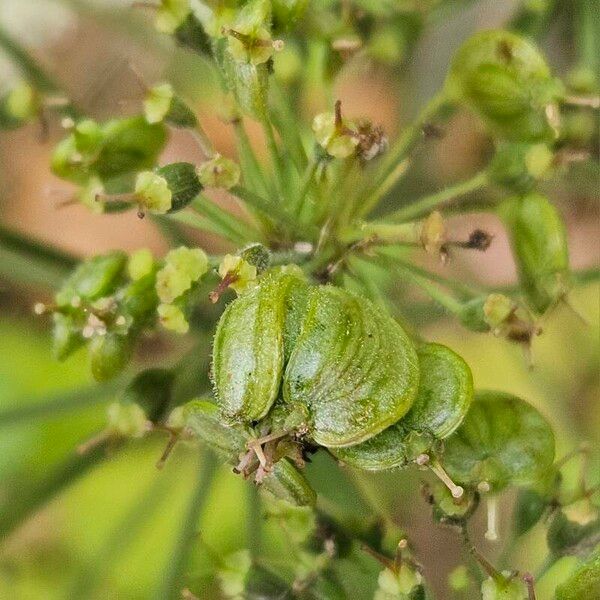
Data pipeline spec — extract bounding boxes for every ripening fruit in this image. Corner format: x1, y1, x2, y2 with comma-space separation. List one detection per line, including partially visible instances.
445, 30, 563, 142
331, 343, 472, 469
184, 399, 317, 506
501, 193, 570, 314
212, 268, 420, 447
443, 390, 555, 491
489, 142, 554, 193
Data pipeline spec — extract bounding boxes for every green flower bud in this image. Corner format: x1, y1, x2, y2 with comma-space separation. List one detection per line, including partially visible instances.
375, 563, 422, 600
481, 573, 527, 600
216, 254, 258, 296
157, 302, 189, 333
89, 332, 134, 381
196, 154, 241, 189
55, 251, 127, 307
501, 193, 570, 314
427, 481, 478, 525
446, 30, 563, 142
312, 103, 359, 159
144, 83, 197, 128
127, 248, 155, 281
156, 246, 208, 304
489, 142, 553, 193
121, 367, 175, 424
134, 171, 172, 214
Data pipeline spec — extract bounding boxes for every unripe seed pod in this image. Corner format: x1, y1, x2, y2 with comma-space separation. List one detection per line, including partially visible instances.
240, 243, 271, 275
121, 271, 159, 327
555, 546, 600, 600
283, 285, 419, 447
213, 269, 308, 423
331, 343, 472, 469
213, 269, 420, 447
52, 117, 167, 184
184, 400, 316, 506
443, 390, 555, 491
446, 30, 563, 142
89, 332, 134, 381
501, 193, 570, 314
489, 142, 553, 193
156, 162, 203, 212
97, 117, 168, 181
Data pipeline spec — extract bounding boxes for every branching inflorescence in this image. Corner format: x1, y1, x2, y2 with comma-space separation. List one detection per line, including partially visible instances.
1, 0, 599, 598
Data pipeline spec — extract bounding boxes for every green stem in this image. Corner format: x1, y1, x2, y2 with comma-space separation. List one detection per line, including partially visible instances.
153, 451, 218, 600
371, 91, 450, 200
261, 117, 288, 199
383, 170, 489, 223
233, 120, 271, 198
338, 220, 419, 245
375, 252, 463, 313
247, 483, 262, 558
293, 155, 319, 217
356, 158, 411, 219
270, 81, 307, 170
193, 195, 262, 243
230, 185, 303, 234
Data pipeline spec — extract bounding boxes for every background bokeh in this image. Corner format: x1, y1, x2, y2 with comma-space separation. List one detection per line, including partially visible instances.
0, 1, 598, 598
